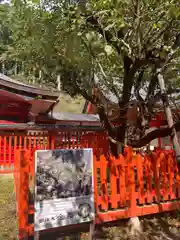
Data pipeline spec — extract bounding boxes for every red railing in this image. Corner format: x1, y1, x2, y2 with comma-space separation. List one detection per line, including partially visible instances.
0, 129, 107, 173
0, 128, 180, 239
12, 133, 180, 240
0, 135, 15, 173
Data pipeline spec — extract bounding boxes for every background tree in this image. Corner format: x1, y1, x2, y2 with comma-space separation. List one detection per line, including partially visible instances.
58, 0, 180, 167
1, 0, 180, 170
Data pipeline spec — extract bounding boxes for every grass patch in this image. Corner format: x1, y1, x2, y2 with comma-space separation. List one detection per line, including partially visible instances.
53, 94, 85, 113
0, 175, 17, 240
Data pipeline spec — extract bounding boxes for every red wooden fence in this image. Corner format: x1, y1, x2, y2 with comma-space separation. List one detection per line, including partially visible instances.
13, 138, 180, 239
0, 129, 110, 172
0, 129, 180, 239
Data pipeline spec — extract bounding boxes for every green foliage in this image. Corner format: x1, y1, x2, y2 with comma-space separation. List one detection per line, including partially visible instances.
1, 0, 179, 97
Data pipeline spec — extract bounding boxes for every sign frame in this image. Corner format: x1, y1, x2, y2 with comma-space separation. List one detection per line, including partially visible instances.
34, 148, 95, 232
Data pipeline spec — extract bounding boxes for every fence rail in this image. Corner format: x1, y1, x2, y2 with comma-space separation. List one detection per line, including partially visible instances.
0, 128, 180, 239
14, 143, 180, 239
0, 129, 105, 173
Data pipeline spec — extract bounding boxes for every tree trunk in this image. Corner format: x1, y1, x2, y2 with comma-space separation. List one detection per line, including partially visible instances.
14, 62, 18, 75
57, 75, 61, 91
97, 106, 121, 157
2, 62, 5, 74
157, 69, 180, 171
39, 69, 42, 81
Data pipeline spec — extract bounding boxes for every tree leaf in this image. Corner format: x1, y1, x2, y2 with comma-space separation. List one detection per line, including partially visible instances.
104, 45, 113, 55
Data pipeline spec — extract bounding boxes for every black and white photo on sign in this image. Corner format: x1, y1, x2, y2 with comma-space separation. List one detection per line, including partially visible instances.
36, 149, 93, 200
34, 148, 95, 231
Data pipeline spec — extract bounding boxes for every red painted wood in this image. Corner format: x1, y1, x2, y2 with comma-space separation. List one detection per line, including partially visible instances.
118, 154, 126, 207
110, 156, 118, 209
8, 136, 12, 167
0, 130, 180, 239
93, 155, 99, 213
18, 150, 29, 240
136, 154, 145, 204
146, 155, 153, 203
126, 150, 136, 216
96, 201, 180, 223
99, 155, 108, 211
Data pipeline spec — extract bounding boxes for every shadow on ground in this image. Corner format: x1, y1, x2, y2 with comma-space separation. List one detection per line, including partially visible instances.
37, 213, 180, 240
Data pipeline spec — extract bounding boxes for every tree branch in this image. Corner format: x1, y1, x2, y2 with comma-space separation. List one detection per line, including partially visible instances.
147, 74, 158, 101
97, 105, 115, 136
122, 56, 133, 104
131, 120, 180, 148
86, 15, 125, 54
146, 18, 174, 47
135, 69, 144, 101
145, 11, 166, 43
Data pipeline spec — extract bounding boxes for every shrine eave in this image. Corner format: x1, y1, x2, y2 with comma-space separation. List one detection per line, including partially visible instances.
0, 73, 60, 100
0, 89, 57, 123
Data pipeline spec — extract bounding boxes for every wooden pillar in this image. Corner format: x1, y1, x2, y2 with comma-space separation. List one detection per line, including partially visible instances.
18, 150, 29, 240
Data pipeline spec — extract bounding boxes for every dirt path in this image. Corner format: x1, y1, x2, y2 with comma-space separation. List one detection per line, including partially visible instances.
139, 215, 180, 240
94, 214, 180, 240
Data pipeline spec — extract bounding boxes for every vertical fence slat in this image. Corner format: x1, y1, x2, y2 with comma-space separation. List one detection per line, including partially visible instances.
100, 155, 108, 211
18, 150, 29, 240
59, 131, 62, 148
125, 148, 136, 216
71, 132, 74, 148
159, 153, 166, 200
37, 133, 40, 150
14, 135, 17, 163
39, 133, 42, 149
93, 154, 99, 214
129, 163, 136, 216
110, 156, 118, 209
0, 136, 1, 158
64, 132, 67, 149
51, 134, 55, 149
43, 133, 47, 149
168, 154, 174, 199
162, 154, 169, 201
154, 153, 162, 202
8, 136, 12, 167
47, 134, 51, 149
118, 154, 126, 207
176, 166, 180, 199
14, 149, 21, 222
136, 154, 145, 204
0, 136, 1, 166
3, 136, 6, 166
33, 133, 36, 150
41, 133, 44, 149
28, 134, 31, 150
145, 155, 153, 203
24, 135, 27, 150
19, 135, 22, 150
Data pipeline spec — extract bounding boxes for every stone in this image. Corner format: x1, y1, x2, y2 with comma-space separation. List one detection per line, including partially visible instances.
128, 217, 142, 236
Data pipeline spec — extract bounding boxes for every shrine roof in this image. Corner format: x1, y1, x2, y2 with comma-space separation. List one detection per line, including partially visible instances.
0, 89, 31, 104
0, 89, 57, 119
0, 73, 60, 100
48, 112, 100, 122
